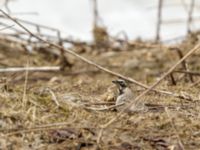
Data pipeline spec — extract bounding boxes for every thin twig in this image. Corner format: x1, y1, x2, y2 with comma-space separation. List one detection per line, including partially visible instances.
171, 47, 193, 82
172, 47, 187, 70
0, 66, 60, 73
85, 103, 124, 111
187, 0, 195, 33
0, 14, 58, 31
92, 0, 99, 27
22, 60, 29, 108
156, 0, 163, 42
0, 24, 14, 31
46, 88, 60, 107
169, 73, 177, 85
85, 102, 115, 106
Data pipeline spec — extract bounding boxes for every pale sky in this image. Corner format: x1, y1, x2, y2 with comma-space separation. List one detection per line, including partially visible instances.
1, 0, 200, 42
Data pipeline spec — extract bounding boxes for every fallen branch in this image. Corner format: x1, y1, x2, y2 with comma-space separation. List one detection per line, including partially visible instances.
0, 66, 60, 73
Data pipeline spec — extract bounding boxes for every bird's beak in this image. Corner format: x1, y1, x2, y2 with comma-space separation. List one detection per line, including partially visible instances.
112, 80, 118, 84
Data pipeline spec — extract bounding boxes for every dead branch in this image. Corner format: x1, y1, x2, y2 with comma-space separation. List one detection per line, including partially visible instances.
187, 0, 195, 33
169, 73, 177, 85
171, 47, 193, 82
92, 0, 99, 27
0, 24, 14, 31
0, 66, 60, 73
0, 14, 58, 32
156, 0, 163, 42
0, 20, 87, 46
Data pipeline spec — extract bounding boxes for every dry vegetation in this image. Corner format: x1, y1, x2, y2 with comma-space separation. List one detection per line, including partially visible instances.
0, 1, 200, 150
0, 27, 200, 149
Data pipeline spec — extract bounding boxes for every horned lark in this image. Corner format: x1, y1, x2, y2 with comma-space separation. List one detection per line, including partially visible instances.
112, 79, 135, 111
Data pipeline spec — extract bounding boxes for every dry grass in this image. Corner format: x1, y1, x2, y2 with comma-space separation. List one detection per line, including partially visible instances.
0, 33, 200, 150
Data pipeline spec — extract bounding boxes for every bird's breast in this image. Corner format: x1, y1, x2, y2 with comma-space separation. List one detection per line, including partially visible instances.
116, 87, 134, 105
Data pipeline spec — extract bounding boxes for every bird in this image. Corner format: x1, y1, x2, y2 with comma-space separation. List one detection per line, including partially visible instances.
112, 79, 134, 110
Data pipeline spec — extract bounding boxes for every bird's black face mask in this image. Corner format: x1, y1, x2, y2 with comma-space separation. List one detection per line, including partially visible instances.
112, 80, 127, 95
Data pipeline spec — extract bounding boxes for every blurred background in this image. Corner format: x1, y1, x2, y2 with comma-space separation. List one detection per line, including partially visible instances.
1, 0, 200, 42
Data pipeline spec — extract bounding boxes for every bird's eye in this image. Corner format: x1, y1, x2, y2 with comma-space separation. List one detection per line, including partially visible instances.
119, 81, 126, 86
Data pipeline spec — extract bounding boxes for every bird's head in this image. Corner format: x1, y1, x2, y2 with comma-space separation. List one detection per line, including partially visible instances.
112, 79, 127, 87
112, 79, 128, 94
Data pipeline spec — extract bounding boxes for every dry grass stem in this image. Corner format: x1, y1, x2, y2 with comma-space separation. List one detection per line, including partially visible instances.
0, 66, 60, 73
22, 60, 29, 108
